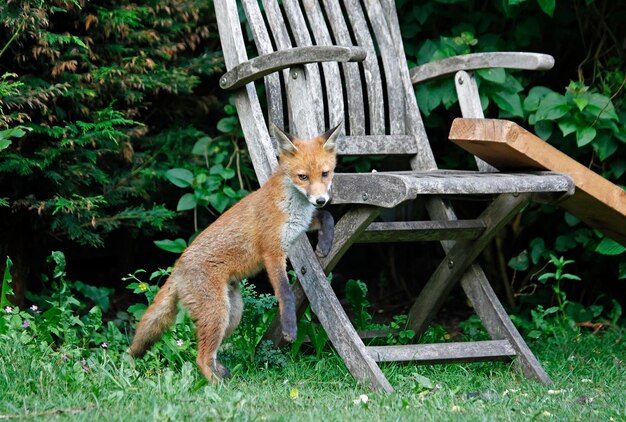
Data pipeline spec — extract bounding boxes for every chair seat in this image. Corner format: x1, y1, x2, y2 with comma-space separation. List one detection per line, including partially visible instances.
331, 170, 574, 208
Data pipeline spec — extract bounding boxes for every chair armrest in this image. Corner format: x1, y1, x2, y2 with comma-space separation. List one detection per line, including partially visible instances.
219, 46, 367, 90
409, 52, 554, 85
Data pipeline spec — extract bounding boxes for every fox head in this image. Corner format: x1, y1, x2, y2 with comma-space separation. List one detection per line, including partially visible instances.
272, 122, 341, 208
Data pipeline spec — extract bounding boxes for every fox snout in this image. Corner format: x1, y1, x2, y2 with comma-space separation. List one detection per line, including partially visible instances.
313, 194, 329, 208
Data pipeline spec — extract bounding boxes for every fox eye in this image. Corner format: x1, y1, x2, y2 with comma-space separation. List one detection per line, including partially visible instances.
321, 171, 329, 178
298, 174, 308, 181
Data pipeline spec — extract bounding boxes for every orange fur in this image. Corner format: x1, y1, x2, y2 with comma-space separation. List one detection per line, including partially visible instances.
129, 123, 341, 382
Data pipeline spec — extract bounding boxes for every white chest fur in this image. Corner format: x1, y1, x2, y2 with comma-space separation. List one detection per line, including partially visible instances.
279, 176, 315, 251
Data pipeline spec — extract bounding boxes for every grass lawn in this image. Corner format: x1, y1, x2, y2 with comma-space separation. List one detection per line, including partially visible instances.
1, 329, 624, 421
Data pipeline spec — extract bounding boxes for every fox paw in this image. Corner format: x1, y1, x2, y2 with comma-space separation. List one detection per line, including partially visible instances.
213, 360, 231, 380
282, 323, 297, 343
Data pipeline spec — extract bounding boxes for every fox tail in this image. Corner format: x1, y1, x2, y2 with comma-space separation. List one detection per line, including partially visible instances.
128, 277, 178, 357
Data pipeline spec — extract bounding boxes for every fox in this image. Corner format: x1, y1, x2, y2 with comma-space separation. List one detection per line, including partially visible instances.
129, 122, 341, 381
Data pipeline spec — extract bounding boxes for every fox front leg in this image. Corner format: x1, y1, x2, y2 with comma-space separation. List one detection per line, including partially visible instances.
263, 254, 297, 342
310, 209, 334, 257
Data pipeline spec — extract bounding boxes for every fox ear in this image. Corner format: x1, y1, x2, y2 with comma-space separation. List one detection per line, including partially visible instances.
321, 120, 343, 152
271, 123, 298, 156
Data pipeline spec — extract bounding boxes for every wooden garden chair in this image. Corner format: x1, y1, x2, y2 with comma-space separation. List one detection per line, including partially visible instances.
213, 0, 575, 392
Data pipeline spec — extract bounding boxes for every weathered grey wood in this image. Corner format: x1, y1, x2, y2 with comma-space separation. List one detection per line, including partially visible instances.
288, 236, 394, 393
378, 0, 436, 170
454, 70, 497, 172
407, 193, 531, 334
367, 340, 515, 363
215, 0, 277, 182
302, 0, 344, 128
330, 171, 574, 208
322, 0, 366, 135
337, 135, 418, 155
219, 46, 367, 90
356, 220, 486, 243
241, 0, 284, 128
410, 52, 555, 84
344, 0, 385, 134
461, 267, 552, 384
363, 0, 405, 134
283, 0, 326, 132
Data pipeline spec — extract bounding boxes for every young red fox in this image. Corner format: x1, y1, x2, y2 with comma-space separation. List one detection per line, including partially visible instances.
129, 123, 341, 381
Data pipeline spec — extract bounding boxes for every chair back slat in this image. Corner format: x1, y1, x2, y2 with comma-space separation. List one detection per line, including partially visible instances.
283, 0, 326, 133
302, 0, 345, 129
216, 0, 434, 166
241, 0, 284, 128
362, 0, 406, 135
321, 0, 366, 135
343, 0, 385, 135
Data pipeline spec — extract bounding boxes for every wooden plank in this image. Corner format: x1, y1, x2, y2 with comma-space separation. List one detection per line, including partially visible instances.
219, 46, 367, 90
367, 340, 515, 363
241, 0, 284, 128
449, 118, 626, 246
363, 0, 405, 135
336, 135, 418, 155
215, 0, 277, 182
302, 0, 344, 128
330, 171, 573, 208
283, 0, 325, 132
410, 52, 554, 84
322, 0, 366, 135
344, 0, 385, 135
356, 220, 486, 243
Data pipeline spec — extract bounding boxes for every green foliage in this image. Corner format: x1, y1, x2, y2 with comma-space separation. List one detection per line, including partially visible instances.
0, 0, 230, 291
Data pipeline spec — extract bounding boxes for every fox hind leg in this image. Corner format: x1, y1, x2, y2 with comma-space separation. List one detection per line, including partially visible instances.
183, 278, 231, 382
225, 280, 243, 338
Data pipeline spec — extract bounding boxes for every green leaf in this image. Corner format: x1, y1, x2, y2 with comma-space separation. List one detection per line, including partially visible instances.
219, 167, 236, 180
1, 257, 13, 308
593, 133, 617, 161
573, 97, 589, 111
476, 68, 506, 84
557, 119, 577, 137
176, 193, 197, 211
492, 91, 524, 117
576, 126, 596, 147
222, 186, 238, 198
165, 168, 194, 188
0, 139, 10, 151
537, 0, 555, 16
508, 250, 529, 271
534, 120, 553, 140
191, 136, 212, 155
209, 192, 230, 213
154, 238, 187, 254
586, 94, 618, 121
594, 238, 626, 256
536, 92, 571, 121
217, 116, 239, 133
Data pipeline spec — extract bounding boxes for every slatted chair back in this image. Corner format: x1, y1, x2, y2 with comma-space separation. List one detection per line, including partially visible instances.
215, 0, 437, 184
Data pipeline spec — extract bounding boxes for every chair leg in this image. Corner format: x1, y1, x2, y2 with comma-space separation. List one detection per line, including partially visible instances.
263, 206, 380, 346
407, 193, 530, 334
460, 266, 552, 384
288, 236, 394, 393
